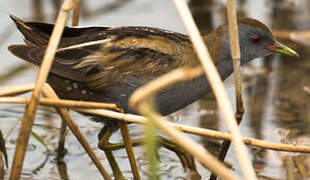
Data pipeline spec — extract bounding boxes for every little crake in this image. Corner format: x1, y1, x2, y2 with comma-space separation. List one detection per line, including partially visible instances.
8, 15, 299, 178
8, 16, 298, 126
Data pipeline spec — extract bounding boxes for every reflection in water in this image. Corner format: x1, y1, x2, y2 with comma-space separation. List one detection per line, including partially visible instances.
1, 0, 310, 179
0, 64, 30, 84
0, 129, 8, 179
57, 161, 69, 180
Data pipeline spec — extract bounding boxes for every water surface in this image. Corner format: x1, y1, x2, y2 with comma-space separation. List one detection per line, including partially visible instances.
1, 0, 310, 179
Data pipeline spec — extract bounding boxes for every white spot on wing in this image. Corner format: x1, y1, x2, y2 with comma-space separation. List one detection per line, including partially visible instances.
72, 83, 78, 89
104, 66, 115, 70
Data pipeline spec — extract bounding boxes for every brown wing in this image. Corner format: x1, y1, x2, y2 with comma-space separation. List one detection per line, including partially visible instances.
57, 33, 196, 90
9, 15, 198, 91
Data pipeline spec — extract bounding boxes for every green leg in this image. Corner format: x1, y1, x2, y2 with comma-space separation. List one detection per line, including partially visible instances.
158, 138, 198, 173
98, 126, 126, 180
98, 126, 199, 178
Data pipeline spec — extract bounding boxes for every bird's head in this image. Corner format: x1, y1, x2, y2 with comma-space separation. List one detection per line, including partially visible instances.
207, 18, 299, 64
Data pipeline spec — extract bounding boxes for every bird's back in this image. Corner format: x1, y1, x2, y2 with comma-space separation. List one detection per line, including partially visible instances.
8, 15, 203, 115
8, 15, 198, 83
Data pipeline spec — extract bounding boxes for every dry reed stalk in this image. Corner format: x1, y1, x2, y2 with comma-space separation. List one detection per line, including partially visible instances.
10, 0, 78, 179
285, 156, 295, 180
56, 120, 68, 159
76, 108, 310, 153
118, 121, 140, 179
0, 84, 34, 97
137, 101, 239, 180
227, 0, 244, 114
0, 91, 310, 153
72, 0, 81, 26
57, 0, 81, 159
0, 93, 138, 177
273, 30, 310, 45
0, 97, 121, 111
273, 30, 293, 39
76, 0, 139, 176
293, 156, 309, 177
42, 85, 112, 180
2, 87, 310, 153
172, 1, 256, 179
210, 1, 246, 179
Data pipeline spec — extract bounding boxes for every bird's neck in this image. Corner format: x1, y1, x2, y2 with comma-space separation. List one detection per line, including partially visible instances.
155, 54, 234, 115
188, 55, 234, 101
155, 33, 235, 115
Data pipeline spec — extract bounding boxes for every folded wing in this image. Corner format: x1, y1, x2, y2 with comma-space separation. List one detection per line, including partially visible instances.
8, 15, 196, 91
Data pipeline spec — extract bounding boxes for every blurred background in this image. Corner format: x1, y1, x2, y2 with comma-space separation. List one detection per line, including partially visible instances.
1, 0, 310, 179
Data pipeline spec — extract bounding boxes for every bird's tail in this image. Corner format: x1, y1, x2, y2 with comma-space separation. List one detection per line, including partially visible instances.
8, 15, 97, 81
9, 15, 50, 46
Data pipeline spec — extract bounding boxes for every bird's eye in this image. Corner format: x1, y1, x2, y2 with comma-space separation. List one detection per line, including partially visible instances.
251, 35, 263, 44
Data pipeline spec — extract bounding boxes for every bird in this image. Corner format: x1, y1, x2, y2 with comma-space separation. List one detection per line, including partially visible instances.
8, 15, 298, 178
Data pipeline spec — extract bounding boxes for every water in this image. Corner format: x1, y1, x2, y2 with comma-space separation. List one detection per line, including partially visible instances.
1, 0, 310, 179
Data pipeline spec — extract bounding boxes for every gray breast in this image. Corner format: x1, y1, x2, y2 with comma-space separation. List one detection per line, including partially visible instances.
103, 56, 234, 116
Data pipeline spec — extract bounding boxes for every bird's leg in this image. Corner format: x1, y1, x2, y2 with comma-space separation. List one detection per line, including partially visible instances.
98, 126, 126, 180
158, 137, 199, 177
98, 127, 198, 177
118, 121, 140, 180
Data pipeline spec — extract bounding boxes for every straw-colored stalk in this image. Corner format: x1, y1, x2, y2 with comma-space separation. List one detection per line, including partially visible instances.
10, 0, 79, 179
72, 0, 81, 26
75, 108, 310, 153
171, 0, 256, 179
0, 84, 35, 97
0, 93, 309, 153
210, 1, 246, 179
56, 120, 67, 160
118, 121, 141, 179
137, 101, 239, 180
294, 156, 309, 177
0, 97, 121, 111
42, 85, 111, 180
273, 30, 310, 45
57, 0, 81, 160
0, 94, 310, 153
285, 156, 295, 180
227, 0, 244, 114
72, 1, 139, 176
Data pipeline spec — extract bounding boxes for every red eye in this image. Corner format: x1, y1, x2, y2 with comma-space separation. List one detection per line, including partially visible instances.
251, 35, 262, 43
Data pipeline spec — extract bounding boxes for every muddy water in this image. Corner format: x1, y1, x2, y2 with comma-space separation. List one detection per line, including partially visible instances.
1, 0, 310, 179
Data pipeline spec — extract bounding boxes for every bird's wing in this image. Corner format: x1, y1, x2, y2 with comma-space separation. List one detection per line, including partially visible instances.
9, 15, 197, 90
63, 37, 193, 90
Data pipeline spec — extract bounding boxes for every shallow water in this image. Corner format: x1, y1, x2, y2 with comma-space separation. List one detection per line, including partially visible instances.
1, 0, 310, 179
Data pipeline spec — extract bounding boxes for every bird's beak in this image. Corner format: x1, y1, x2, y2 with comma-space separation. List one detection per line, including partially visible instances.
267, 41, 299, 58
